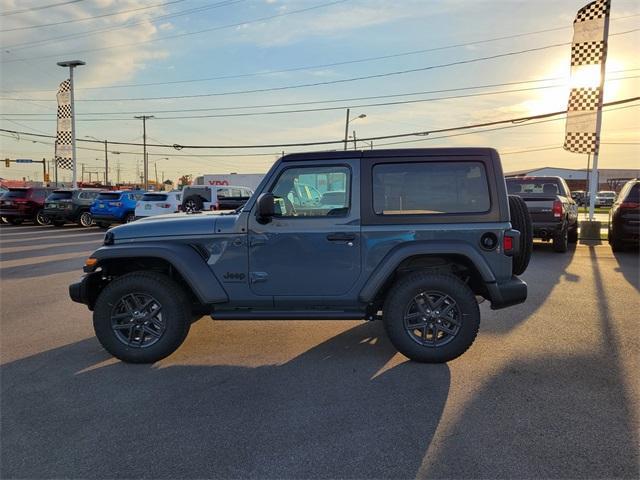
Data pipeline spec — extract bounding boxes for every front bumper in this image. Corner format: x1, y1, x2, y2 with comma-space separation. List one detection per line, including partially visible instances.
486, 276, 527, 310
69, 273, 103, 310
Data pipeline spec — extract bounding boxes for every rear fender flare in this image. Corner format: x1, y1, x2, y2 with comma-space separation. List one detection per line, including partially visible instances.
91, 243, 228, 304
359, 240, 496, 303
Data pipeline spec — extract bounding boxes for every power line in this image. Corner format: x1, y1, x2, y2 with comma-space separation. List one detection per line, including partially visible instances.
3, 75, 639, 122
0, 0, 185, 33
4, 13, 639, 94
3, 0, 244, 51
0, 0, 84, 17
4, 28, 637, 103
0, 0, 349, 64
1, 97, 638, 150
4, 69, 638, 117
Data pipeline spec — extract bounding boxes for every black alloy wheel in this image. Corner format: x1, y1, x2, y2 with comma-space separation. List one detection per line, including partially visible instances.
403, 291, 461, 347
79, 211, 93, 227
35, 210, 50, 226
110, 293, 166, 348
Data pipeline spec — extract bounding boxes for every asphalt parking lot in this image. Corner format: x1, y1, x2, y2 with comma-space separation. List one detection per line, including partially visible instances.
1, 224, 638, 479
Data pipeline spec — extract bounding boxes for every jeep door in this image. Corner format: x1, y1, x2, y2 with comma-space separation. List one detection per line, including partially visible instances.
248, 160, 361, 297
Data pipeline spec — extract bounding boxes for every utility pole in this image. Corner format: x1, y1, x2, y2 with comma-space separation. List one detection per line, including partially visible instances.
104, 140, 108, 185
56, 60, 85, 189
81, 163, 85, 183
154, 161, 158, 187
116, 161, 121, 185
134, 115, 154, 190
352, 130, 357, 150
343, 108, 350, 151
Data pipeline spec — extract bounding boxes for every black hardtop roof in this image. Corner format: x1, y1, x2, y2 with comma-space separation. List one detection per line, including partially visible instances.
281, 147, 498, 162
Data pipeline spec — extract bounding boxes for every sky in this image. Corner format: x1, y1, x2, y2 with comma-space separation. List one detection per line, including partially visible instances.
0, 0, 638, 184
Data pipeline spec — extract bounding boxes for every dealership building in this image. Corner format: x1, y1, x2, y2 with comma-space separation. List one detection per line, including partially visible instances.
504, 167, 640, 192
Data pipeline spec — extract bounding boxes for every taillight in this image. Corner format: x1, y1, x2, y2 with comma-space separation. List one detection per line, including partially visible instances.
620, 201, 640, 209
503, 235, 513, 253
552, 200, 563, 218
156, 203, 171, 208
112, 202, 122, 207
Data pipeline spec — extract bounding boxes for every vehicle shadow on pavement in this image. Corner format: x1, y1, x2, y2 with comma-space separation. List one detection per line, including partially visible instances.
612, 251, 640, 292
0, 256, 95, 280
1, 322, 451, 479
0, 242, 103, 262
481, 242, 577, 334
422, 245, 639, 479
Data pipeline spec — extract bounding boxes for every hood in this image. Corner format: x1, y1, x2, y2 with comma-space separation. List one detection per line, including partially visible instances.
111, 211, 228, 241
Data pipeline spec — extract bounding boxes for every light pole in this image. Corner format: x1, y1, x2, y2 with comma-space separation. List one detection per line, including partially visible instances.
56, 60, 85, 189
134, 115, 154, 190
343, 109, 366, 151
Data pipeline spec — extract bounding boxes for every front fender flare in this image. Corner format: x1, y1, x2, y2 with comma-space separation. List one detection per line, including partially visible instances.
358, 240, 496, 303
90, 242, 228, 304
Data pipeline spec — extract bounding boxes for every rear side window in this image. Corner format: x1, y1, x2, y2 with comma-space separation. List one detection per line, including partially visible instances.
506, 179, 562, 195
142, 193, 168, 201
97, 193, 121, 200
78, 191, 99, 200
216, 188, 230, 199
48, 191, 73, 200
373, 162, 490, 215
6, 189, 28, 198
625, 184, 639, 202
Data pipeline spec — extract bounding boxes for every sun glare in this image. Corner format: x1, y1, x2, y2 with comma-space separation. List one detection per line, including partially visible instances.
524, 57, 624, 115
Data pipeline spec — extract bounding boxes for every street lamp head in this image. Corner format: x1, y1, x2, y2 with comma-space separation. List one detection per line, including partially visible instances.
57, 60, 86, 67
357, 114, 367, 119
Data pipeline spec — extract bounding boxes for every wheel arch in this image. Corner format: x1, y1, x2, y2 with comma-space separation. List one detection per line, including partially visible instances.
359, 241, 496, 306
89, 243, 228, 307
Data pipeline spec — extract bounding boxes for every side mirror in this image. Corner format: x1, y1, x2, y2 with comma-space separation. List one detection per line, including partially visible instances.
256, 193, 275, 224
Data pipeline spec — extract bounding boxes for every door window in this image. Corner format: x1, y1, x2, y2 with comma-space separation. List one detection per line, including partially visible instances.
270, 165, 350, 217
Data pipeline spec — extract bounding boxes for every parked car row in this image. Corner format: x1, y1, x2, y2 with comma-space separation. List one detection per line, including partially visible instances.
0, 184, 254, 228
507, 176, 638, 253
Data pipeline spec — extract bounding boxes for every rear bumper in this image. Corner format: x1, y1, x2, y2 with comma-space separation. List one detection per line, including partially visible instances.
0, 209, 32, 218
43, 209, 76, 221
532, 221, 563, 239
91, 214, 122, 224
487, 276, 527, 310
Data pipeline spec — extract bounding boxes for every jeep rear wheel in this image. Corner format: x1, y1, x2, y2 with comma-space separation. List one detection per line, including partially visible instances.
35, 209, 50, 226
508, 195, 532, 275
183, 196, 203, 213
78, 211, 93, 227
383, 273, 480, 363
93, 272, 191, 363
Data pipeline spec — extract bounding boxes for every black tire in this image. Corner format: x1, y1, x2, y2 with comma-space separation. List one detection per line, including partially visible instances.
52, 220, 65, 227
508, 195, 533, 275
124, 212, 136, 223
568, 224, 579, 243
183, 196, 203, 213
96, 222, 110, 229
93, 272, 192, 363
609, 229, 624, 252
383, 272, 480, 363
553, 227, 569, 253
35, 209, 50, 226
78, 211, 93, 227
7, 218, 23, 225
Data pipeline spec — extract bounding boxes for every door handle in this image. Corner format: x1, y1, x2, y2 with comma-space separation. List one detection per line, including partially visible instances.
326, 233, 356, 242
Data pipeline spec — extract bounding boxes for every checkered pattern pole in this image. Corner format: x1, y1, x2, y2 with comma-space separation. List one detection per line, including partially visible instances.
55, 79, 73, 170
563, 0, 610, 220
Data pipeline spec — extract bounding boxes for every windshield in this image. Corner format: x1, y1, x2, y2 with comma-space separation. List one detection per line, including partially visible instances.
48, 191, 73, 200
97, 192, 122, 200
506, 179, 562, 195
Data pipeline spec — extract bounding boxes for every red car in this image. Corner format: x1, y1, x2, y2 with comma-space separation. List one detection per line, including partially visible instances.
0, 187, 53, 225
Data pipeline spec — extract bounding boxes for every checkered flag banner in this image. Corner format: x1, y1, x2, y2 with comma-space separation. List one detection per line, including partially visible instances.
55, 79, 73, 170
564, 0, 610, 154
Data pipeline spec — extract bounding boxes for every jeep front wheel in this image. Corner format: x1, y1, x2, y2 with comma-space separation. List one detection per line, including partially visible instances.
93, 272, 191, 363
383, 273, 480, 363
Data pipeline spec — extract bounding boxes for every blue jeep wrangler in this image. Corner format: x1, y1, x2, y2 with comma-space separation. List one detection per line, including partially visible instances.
90, 190, 145, 228
70, 149, 531, 363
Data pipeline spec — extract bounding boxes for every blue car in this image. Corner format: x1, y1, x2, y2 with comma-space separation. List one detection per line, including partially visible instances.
90, 190, 145, 228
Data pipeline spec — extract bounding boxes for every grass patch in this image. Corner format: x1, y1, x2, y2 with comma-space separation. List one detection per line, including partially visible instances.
578, 206, 610, 214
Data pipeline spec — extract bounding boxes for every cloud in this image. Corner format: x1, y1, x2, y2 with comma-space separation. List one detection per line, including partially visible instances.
0, 0, 173, 91
230, 0, 470, 47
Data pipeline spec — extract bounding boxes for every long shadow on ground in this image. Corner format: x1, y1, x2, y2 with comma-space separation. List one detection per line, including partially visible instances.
1, 323, 450, 479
